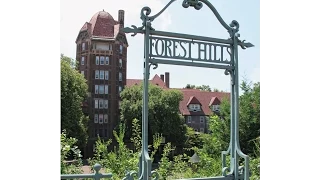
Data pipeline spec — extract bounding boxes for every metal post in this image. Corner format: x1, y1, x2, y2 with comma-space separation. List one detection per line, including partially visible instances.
232, 33, 239, 180
230, 46, 236, 176
142, 18, 152, 180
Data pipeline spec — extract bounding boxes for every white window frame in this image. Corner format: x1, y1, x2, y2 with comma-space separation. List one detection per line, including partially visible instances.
189, 104, 201, 111
99, 114, 103, 124
100, 56, 105, 65
119, 59, 122, 67
99, 85, 104, 94
105, 71, 109, 80
95, 70, 99, 79
95, 56, 99, 65
81, 56, 85, 65
105, 57, 109, 65
200, 128, 204, 133
94, 114, 98, 123
104, 114, 108, 123
82, 42, 85, 51
119, 72, 122, 81
119, 86, 122, 93
104, 100, 108, 109
120, 45, 123, 54
200, 116, 204, 123
94, 100, 98, 109
100, 70, 104, 79
212, 105, 220, 111
187, 116, 191, 123
99, 99, 104, 109
95, 85, 99, 94
105, 85, 108, 94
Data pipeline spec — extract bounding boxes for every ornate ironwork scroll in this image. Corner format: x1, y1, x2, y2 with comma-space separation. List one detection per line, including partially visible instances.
121, 0, 254, 179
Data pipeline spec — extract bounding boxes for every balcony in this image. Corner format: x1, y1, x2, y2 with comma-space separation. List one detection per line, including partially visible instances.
92, 49, 113, 56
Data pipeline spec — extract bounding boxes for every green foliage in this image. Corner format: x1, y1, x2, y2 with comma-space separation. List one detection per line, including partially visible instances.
205, 114, 230, 154
250, 137, 260, 179
89, 123, 139, 179
170, 154, 193, 179
183, 126, 205, 152
61, 111, 259, 179
120, 84, 187, 148
207, 81, 260, 156
157, 142, 175, 179
61, 54, 89, 148
239, 82, 260, 156
185, 84, 212, 92
60, 77, 260, 180
60, 130, 83, 174
213, 88, 224, 92
89, 120, 167, 180
130, 118, 142, 152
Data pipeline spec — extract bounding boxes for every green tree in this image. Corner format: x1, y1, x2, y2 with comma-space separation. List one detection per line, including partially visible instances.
208, 81, 260, 156
120, 84, 187, 148
213, 88, 224, 92
196, 85, 212, 92
61, 54, 89, 148
183, 126, 205, 152
185, 84, 196, 89
185, 84, 212, 92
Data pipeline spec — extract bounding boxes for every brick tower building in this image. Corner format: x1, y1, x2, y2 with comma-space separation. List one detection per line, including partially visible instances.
75, 10, 128, 157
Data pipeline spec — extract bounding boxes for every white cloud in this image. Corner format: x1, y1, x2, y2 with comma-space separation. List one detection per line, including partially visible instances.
60, 0, 172, 58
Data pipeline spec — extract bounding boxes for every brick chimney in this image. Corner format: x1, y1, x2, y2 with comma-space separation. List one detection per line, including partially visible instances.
165, 72, 170, 88
118, 10, 125, 28
160, 74, 164, 82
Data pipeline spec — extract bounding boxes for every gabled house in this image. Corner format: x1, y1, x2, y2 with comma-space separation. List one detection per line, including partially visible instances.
126, 72, 229, 133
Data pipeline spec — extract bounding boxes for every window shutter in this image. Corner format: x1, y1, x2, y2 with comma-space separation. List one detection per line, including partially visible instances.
86, 42, 89, 50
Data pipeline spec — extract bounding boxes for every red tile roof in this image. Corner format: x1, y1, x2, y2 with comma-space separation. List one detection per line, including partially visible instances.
186, 96, 202, 106
179, 90, 229, 116
126, 74, 168, 89
78, 10, 122, 39
126, 79, 142, 87
209, 97, 221, 106
125, 76, 230, 116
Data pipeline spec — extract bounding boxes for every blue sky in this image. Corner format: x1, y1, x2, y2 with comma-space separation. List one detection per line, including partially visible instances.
61, 0, 259, 92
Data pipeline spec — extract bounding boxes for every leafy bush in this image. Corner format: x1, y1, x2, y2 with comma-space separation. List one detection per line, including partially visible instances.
250, 137, 260, 180
60, 129, 83, 174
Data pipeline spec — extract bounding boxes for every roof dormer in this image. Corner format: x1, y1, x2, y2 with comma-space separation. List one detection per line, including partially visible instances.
187, 96, 202, 112
209, 97, 221, 112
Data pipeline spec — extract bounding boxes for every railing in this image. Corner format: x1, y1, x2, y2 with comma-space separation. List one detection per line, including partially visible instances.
92, 49, 113, 55
61, 163, 112, 179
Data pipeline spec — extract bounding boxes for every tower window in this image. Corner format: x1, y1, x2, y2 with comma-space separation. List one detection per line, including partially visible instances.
81, 56, 85, 65
119, 72, 122, 81
82, 42, 85, 51
120, 45, 123, 54
119, 59, 122, 67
